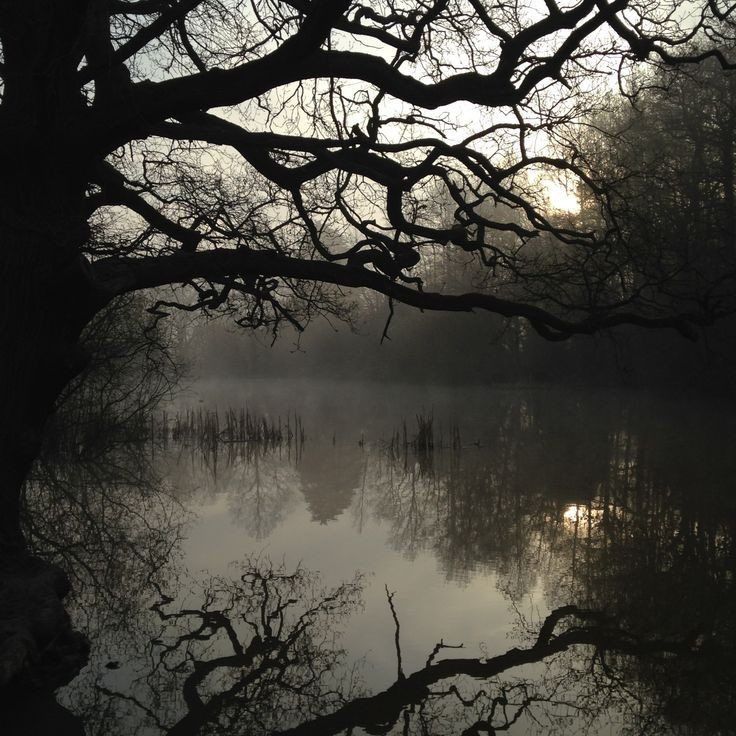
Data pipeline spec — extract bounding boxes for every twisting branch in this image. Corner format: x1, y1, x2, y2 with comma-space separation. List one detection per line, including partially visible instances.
90, 163, 203, 252
92, 247, 714, 340
274, 605, 697, 736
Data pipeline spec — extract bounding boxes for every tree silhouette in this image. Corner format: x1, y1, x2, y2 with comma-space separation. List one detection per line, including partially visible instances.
4, 0, 736, 701
569, 57, 736, 382
3, 1, 736, 549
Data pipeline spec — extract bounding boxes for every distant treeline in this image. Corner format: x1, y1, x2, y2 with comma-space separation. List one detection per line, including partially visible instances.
184, 301, 736, 392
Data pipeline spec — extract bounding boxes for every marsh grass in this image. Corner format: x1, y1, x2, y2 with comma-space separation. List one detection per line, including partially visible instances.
158, 407, 305, 451
387, 412, 462, 460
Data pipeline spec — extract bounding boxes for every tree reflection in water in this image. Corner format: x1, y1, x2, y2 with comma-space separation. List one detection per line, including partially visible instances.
96, 561, 365, 735
25, 444, 188, 636
362, 395, 736, 733
16, 390, 736, 734
65, 558, 726, 736
158, 429, 304, 539
1, 413, 189, 733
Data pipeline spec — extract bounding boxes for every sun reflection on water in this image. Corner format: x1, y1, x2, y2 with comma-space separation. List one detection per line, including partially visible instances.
563, 503, 606, 525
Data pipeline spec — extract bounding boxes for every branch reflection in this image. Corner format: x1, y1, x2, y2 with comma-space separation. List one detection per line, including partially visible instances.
83, 559, 731, 736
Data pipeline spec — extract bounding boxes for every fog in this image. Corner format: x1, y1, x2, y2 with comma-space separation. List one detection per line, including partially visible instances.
185, 296, 736, 392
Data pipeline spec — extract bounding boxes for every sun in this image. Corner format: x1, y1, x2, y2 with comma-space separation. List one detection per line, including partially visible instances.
541, 179, 581, 214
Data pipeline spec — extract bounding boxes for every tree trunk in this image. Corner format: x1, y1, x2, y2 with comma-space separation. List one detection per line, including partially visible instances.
0, 231, 106, 696
0, 0, 100, 549
0, 0, 113, 699
0, 236, 105, 545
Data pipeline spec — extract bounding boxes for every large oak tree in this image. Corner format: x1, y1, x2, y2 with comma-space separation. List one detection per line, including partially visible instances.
1, 0, 735, 552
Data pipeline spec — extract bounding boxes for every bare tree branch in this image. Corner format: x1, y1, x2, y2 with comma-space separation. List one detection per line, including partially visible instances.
92, 247, 712, 340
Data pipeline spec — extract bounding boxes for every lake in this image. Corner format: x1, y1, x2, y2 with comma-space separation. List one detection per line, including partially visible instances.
31, 379, 735, 735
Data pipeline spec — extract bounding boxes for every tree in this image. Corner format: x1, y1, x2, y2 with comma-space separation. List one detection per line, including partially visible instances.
566, 55, 736, 383
3, 0, 736, 553
577, 56, 736, 287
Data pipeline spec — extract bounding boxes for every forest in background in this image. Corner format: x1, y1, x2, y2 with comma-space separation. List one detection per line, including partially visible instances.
178, 55, 736, 392
184, 301, 736, 389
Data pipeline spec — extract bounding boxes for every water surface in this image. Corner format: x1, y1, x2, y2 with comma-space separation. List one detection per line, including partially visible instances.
32, 380, 736, 734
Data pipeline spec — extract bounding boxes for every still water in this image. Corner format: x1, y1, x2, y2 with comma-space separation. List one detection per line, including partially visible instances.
31, 380, 736, 734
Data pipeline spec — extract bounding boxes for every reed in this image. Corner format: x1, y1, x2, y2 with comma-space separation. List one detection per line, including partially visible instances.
387, 412, 462, 459
157, 407, 303, 450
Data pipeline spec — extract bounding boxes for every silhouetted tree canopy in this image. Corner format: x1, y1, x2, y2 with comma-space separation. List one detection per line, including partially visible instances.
5, 0, 736, 700
3, 1, 736, 503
